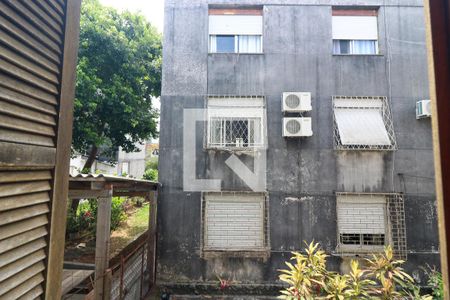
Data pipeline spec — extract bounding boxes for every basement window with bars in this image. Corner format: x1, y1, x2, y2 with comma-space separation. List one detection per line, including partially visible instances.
209, 8, 263, 53
332, 8, 379, 55
206, 96, 265, 150
333, 96, 396, 150
337, 194, 388, 253
202, 192, 269, 252
336, 193, 407, 259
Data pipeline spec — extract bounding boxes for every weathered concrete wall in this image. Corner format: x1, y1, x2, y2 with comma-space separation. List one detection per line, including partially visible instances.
158, 0, 439, 291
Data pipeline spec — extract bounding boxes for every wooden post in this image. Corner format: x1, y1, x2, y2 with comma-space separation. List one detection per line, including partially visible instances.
103, 269, 112, 300
147, 190, 158, 286
424, 0, 450, 297
45, 0, 82, 299
95, 185, 113, 300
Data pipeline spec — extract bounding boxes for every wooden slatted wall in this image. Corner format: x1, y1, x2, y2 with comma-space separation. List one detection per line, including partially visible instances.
0, 0, 81, 299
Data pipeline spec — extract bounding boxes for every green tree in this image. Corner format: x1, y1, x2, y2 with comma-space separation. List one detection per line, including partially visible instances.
72, 0, 161, 169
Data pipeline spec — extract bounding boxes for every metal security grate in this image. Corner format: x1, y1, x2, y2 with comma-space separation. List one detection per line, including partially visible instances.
333, 96, 397, 150
209, 117, 262, 148
206, 96, 265, 150
340, 233, 385, 246
386, 194, 408, 260
335, 193, 407, 259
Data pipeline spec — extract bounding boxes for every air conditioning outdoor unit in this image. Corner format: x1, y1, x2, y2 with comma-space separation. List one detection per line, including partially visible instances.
282, 92, 312, 112
416, 99, 431, 119
283, 117, 312, 137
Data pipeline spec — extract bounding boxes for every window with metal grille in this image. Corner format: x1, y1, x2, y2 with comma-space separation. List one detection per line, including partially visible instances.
336, 193, 388, 253
332, 9, 379, 55
336, 193, 407, 258
333, 96, 396, 150
206, 96, 265, 150
202, 192, 269, 251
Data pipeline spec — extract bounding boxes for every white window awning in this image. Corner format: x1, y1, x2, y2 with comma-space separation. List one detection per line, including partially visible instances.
332, 16, 378, 40
334, 98, 391, 146
337, 195, 386, 234
209, 15, 263, 35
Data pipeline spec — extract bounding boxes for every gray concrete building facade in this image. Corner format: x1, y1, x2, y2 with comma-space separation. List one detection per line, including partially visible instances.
158, 0, 439, 293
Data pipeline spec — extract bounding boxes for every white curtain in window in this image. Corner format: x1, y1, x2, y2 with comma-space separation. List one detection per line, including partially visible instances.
209, 35, 217, 52
333, 40, 341, 54
238, 35, 262, 53
352, 40, 377, 54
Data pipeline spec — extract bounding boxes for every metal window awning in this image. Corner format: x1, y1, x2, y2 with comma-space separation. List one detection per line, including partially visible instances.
334, 108, 391, 146
69, 174, 159, 198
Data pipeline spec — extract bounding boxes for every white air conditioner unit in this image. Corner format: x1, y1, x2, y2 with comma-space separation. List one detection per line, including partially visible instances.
282, 92, 312, 112
416, 99, 431, 119
283, 117, 312, 137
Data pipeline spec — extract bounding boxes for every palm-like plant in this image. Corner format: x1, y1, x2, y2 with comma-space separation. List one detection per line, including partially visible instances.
279, 244, 432, 300
322, 273, 349, 300
366, 246, 412, 299
278, 242, 327, 300
345, 260, 375, 299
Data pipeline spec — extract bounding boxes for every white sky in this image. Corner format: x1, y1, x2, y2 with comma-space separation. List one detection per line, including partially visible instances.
98, 0, 165, 34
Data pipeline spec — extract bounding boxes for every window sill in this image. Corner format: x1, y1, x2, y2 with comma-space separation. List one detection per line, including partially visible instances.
333, 245, 385, 257
334, 147, 396, 151
205, 146, 266, 153
202, 248, 270, 259
208, 52, 264, 55
332, 54, 384, 57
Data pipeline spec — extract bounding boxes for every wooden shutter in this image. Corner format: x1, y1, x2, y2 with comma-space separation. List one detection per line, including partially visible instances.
204, 193, 265, 250
0, 0, 81, 299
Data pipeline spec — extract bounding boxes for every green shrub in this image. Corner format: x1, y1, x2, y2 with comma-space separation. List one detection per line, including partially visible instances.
278, 242, 432, 300
65, 197, 126, 238
424, 266, 443, 300
110, 197, 127, 231
143, 168, 158, 181
145, 157, 158, 170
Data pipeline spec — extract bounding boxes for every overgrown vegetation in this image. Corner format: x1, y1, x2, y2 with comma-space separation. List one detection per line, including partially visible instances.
66, 197, 127, 236
143, 156, 158, 181
424, 265, 444, 300
278, 242, 438, 300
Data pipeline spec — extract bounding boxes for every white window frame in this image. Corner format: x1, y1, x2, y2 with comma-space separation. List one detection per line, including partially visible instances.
208, 14, 263, 53
332, 96, 396, 151
206, 96, 266, 150
209, 35, 263, 53
201, 192, 269, 253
